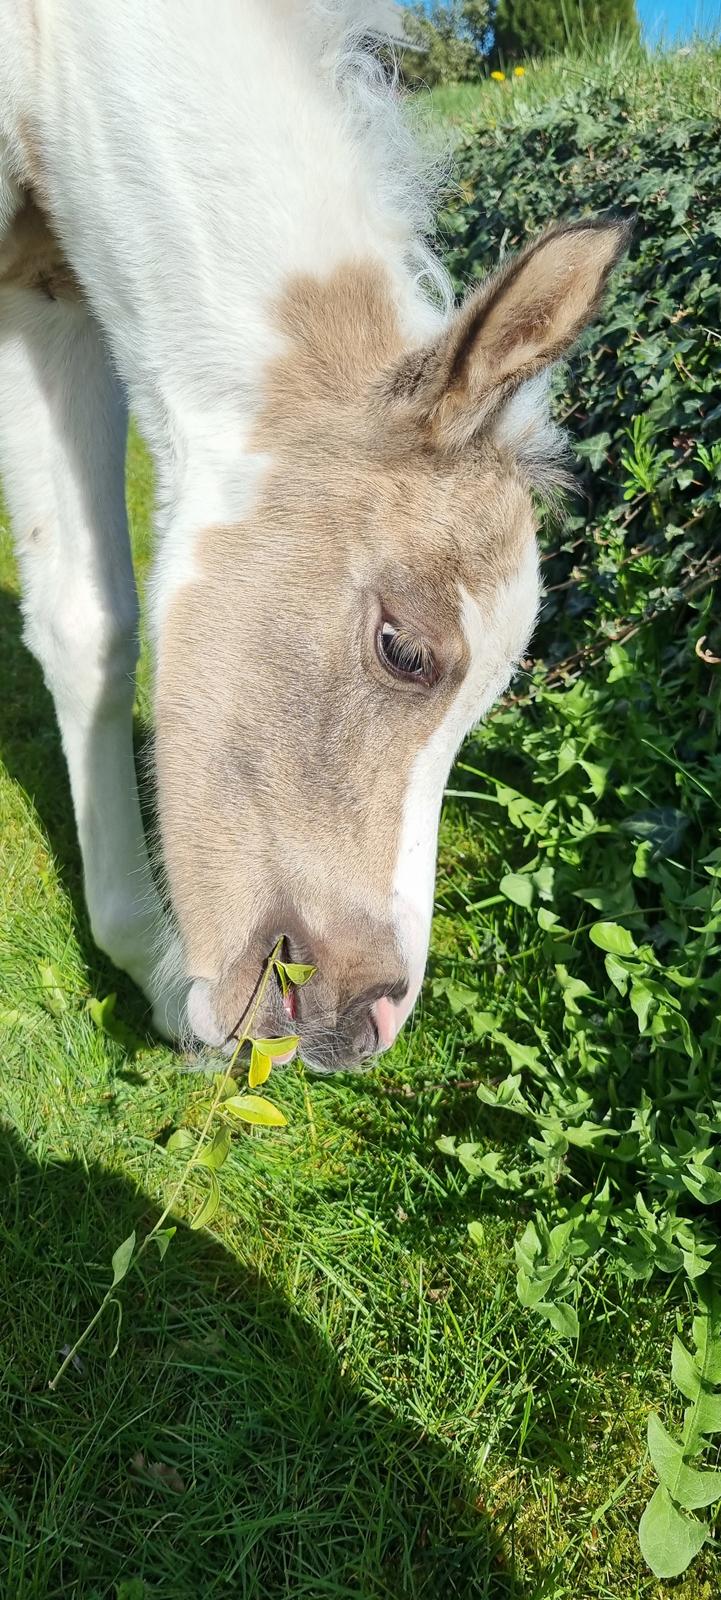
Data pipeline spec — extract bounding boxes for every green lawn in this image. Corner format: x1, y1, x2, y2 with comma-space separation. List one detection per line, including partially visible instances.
2, 47, 721, 1596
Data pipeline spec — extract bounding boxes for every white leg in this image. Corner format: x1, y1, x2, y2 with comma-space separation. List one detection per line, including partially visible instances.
0, 284, 180, 1034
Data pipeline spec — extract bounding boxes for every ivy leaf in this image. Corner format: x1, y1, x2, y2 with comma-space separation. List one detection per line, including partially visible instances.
110, 1230, 136, 1288
639, 1485, 707, 1579
575, 429, 611, 469
190, 1172, 221, 1231
223, 1095, 288, 1127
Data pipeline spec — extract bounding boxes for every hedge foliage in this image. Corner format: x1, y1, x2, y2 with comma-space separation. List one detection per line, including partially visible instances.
436, 83, 721, 1577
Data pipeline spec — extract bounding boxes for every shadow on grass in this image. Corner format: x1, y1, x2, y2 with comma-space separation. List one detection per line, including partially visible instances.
0, 1123, 528, 1600
0, 586, 154, 1030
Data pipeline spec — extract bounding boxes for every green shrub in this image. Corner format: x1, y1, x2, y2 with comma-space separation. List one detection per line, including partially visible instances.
437, 81, 721, 1577
403, 1, 492, 85
493, 0, 640, 62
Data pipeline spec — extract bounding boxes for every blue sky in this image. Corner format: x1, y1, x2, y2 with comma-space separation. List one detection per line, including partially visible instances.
400, 0, 721, 41
638, 0, 720, 38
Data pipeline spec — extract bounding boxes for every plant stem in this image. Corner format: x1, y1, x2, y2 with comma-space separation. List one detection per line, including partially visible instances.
48, 1291, 118, 1391
48, 940, 283, 1390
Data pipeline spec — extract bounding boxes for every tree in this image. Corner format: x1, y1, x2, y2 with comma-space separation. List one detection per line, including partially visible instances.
403, 1, 493, 85
493, 0, 639, 62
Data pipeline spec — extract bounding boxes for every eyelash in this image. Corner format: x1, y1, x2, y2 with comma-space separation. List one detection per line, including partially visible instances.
376, 619, 437, 688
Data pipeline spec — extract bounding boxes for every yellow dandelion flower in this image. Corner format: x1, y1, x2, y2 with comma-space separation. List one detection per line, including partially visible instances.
514, 65, 526, 77
490, 70, 506, 82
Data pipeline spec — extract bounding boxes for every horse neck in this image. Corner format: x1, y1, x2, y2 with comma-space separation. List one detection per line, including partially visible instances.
34, 3, 445, 493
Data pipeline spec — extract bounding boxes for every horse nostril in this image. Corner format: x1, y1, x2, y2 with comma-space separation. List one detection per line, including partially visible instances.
370, 996, 400, 1053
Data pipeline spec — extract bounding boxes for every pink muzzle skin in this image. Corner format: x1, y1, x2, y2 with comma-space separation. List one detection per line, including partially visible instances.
370, 995, 401, 1053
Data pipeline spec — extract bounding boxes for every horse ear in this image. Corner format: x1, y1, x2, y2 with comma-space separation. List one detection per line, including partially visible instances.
386, 217, 631, 452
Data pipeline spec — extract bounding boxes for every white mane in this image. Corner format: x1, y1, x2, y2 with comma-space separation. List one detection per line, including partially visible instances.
313, 1, 455, 313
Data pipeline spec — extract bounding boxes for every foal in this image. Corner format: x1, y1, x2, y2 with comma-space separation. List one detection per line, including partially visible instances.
0, 1, 628, 1069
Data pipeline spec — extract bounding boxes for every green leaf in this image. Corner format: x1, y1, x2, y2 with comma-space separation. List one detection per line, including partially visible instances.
117, 1581, 146, 1600
252, 1036, 299, 1059
575, 429, 611, 470
223, 1095, 288, 1127
248, 1045, 272, 1088
495, 1033, 543, 1074
152, 1227, 176, 1261
630, 981, 654, 1032
470, 1010, 497, 1038
500, 872, 534, 908
557, 738, 577, 775
87, 993, 144, 1055
589, 922, 638, 957
639, 1485, 707, 1579
197, 1126, 231, 1171
536, 1300, 579, 1340
110, 1230, 136, 1288
692, 1296, 721, 1384
467, 1221, 485, 1250
579, 759, 608, 799
280, 963, 316, 986
671, 1337, 700, 1402
39, 962, 68, 1015
109, 1295, 123, 1359
604, 953, 630, 996
682, 1165, 721, 1206
190, 1171, 221, 1231
647, 1412, 721, 1508
166, 1128, 196, 1154
458, 1147, 522, 1189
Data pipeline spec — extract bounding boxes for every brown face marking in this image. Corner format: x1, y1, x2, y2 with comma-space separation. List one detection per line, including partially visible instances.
0, 191, 80, 301
156, 262, 538, 1063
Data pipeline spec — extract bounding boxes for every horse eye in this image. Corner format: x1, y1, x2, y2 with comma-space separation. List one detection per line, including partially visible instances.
376, 620, 436, 687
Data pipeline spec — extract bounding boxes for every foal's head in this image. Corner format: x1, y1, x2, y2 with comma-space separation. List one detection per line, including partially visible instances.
156, 219, 628, 1069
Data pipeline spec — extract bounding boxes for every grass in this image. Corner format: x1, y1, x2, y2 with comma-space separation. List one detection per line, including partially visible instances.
2, 447, 719, 1599
2, 47, 721, 1597
412, 36, 721, 130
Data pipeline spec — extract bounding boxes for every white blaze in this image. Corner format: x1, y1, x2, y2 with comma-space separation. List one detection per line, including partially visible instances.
390, 547, 541, 1030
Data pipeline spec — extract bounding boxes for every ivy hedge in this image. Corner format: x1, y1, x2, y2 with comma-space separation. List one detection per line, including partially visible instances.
436, 85, 721, 1578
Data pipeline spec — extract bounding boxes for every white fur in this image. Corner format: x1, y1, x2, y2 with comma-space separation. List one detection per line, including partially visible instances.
494, 373, 570, 500
1, 0, 453, 628
0, 283, 181, 1028
391, 547, 541, 1030
0, 0, 455, 1020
